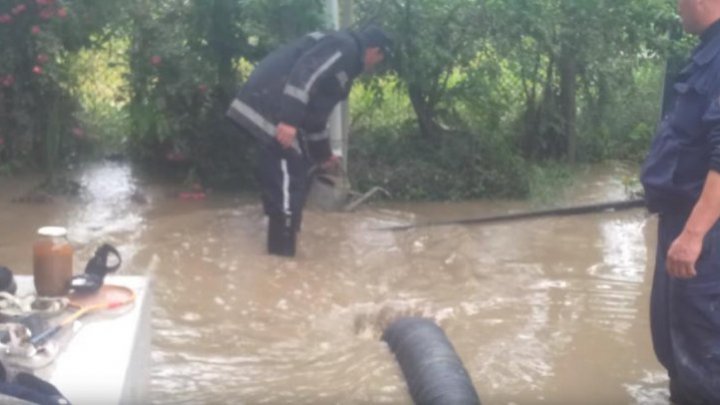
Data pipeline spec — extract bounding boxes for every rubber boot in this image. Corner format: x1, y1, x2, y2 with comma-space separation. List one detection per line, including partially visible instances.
268, 215, 297, 257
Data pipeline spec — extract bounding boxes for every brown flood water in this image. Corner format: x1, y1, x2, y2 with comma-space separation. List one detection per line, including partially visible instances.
0, 161, 668, 404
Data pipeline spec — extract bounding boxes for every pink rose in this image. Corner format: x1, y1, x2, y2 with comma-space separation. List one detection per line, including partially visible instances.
39, 9, 53, 20
12, 4, 27, 15
1, 75, 15, 87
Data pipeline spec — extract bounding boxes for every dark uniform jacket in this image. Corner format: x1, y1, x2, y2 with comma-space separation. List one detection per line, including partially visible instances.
227, 30, 365, 161
641, 21, 720, 213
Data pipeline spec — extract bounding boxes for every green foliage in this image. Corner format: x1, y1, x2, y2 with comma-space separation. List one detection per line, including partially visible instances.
0, 0, 700, 200
356, 0, 489, 139
349, 124, 529, 201
351, 76, 521, 200
577, 62, 663, 162
65, 36, 131, 154
123, 0, 326, 187
347, 0, 680, 199
350, 76, 413, 135
526, 162, 574, 204
356, 0, 678, 162
0, 0, 128, 172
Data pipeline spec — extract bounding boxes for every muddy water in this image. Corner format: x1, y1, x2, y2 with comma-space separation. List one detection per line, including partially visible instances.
0, 162, 668, 404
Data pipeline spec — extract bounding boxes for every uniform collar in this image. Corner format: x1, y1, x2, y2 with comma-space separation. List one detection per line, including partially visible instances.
693, 19, 720, 65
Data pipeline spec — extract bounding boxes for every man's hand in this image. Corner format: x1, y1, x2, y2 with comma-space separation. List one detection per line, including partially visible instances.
275, 123, 297, 149
665, 171, 720, 279
666, 230, 704, 279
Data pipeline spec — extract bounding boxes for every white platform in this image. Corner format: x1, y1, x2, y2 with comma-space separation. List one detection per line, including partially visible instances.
13, 276, 152, 405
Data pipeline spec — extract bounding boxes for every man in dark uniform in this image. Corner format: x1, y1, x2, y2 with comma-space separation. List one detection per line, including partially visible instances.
641, 0, 720, 402
227, 26, 392, 257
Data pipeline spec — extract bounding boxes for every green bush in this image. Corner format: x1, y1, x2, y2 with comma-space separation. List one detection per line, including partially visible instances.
526, 162, 574, 204
349, 125, 529, 201
576, 62, 662, 163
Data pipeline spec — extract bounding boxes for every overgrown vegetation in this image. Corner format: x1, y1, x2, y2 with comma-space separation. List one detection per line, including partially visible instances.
0, 0, 690, 200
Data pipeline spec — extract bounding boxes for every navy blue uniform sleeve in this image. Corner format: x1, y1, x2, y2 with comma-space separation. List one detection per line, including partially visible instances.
278, 38, 351, 128
703, 96, 720, 173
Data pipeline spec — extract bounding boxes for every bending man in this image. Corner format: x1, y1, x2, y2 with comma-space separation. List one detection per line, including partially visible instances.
227, 26, 391, 257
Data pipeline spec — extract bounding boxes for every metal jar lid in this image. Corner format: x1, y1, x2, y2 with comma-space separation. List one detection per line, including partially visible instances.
37, 226, 68, 237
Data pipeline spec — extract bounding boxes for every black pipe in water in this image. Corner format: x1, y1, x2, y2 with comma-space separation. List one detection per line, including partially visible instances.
382, 317, 481, 405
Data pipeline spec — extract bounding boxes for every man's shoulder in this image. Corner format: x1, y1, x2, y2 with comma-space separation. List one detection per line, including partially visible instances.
311, 30, 358, 53
678, 41, 720, 97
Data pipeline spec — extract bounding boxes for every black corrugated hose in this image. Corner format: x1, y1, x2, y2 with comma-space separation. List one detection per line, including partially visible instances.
382, 317, 481, 405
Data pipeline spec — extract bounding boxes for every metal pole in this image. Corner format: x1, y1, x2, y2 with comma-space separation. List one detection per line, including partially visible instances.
339, 0, 352, 172
325, 0, 344, 161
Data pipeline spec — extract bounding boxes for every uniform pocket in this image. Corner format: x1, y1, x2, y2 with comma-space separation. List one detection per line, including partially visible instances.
641, 131, 680, 208
670, 82, 708, 137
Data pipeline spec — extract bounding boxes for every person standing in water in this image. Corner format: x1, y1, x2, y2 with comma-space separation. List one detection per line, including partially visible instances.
641, 0, 720, 402
226, 26, 392, 257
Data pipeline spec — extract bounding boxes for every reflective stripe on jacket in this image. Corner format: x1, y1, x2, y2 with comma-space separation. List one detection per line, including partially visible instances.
227, 30, 363, 162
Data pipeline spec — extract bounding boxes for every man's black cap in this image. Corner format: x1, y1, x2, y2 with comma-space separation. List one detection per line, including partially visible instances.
358, 26, 394, 57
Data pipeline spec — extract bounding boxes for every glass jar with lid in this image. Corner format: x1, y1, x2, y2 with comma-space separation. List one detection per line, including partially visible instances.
33, 226, 74, 297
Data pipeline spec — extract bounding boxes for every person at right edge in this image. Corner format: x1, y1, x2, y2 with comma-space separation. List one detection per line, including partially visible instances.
641, 0, 720, 403
226, 26, 392, 257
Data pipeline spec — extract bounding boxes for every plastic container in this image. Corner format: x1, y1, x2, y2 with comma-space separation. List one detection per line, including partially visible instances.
33, 226, 74, 297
